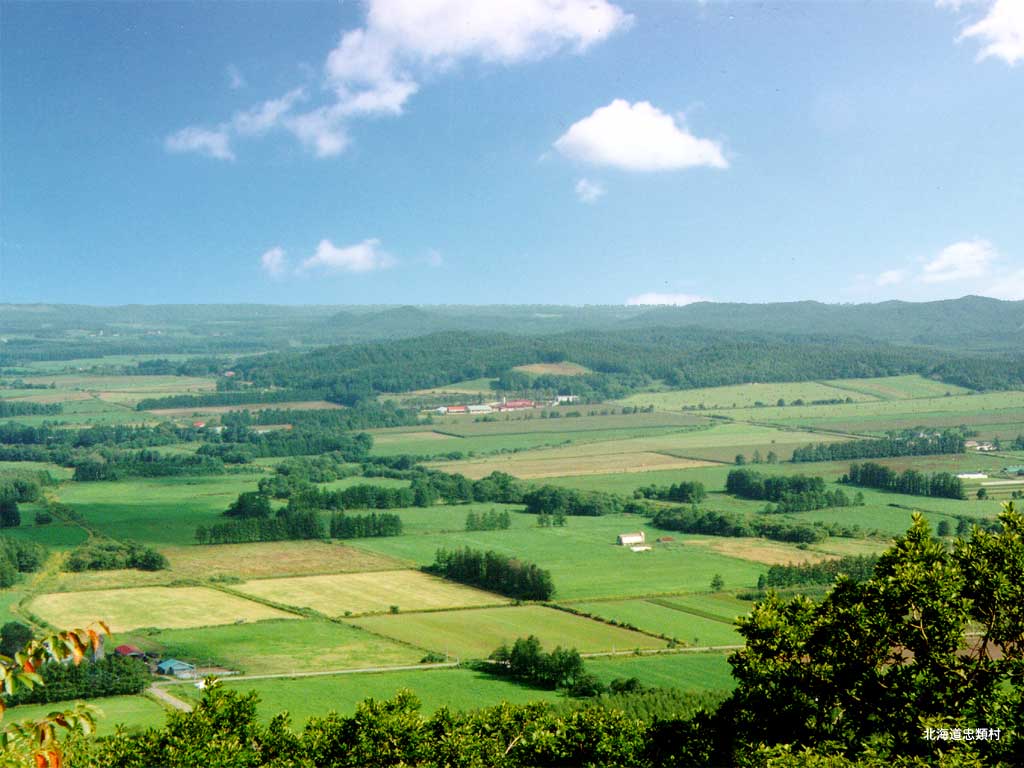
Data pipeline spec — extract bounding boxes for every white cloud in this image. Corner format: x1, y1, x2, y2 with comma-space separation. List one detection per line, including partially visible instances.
168, 0, 629, 160
982, 267, 1024, 299
232, 88, 306, 136
259, 247, 288, 278
959, 0, 1024, 64
164, 126, 234, 160
554, 100, 728, 172
574, 178, 605, 203
300, 238, 395, 273
875, 269, 908, 287
227, 64, 246, 90
921, 239, 996, 283
626, 292, 710, 306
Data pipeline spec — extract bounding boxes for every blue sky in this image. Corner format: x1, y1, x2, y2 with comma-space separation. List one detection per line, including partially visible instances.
2, 0, 1022, 306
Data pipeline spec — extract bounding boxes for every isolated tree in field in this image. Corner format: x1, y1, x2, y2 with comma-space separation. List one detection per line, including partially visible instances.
710, 574, 725, 591
937, 519, 951, 537
977, 487, 988, 499
735, 454, 746, 466
766, 450, 778, 464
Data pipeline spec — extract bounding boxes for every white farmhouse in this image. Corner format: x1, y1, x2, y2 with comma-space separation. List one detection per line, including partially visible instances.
617, 532, 646, 546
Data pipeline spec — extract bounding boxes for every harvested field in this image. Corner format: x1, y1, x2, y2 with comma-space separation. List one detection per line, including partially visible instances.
569, 599, 742, 646
163, 541, 405, 580
350, 605, 665, 658
430, 452, 716, 479
146, 400, 344, 417
372, 431, 458, 445
685, 537, 837, 566
233, 570, 505, 616
513, 362, 591, 376
29, 586, 296, 632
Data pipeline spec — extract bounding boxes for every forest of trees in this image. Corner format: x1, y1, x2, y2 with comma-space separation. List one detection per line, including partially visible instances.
0, 400, 62, 417
64, 540, 168, 572
649, 505, 828, 543
72, 450, 225, 481
843, 462, 965, 499
196, 510, 325, 545
521, 486, 622, 517
0, 536, 46, 587
791, 430, 965, 462
760, 553, 880, 588
428, 547, 554, 600
486, 635, 593, 694
465, 508, 511, 531
2, 655, 149, 706
633, 481, 706, 504
329, 511, 403, 538
725, 469, 859, 513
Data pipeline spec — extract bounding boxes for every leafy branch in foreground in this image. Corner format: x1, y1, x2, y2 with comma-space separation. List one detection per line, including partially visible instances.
1, 624, 109, 768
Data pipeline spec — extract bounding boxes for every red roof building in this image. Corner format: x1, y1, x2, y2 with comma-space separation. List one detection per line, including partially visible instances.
114, 644, 143, 657
446, 405, 468, 413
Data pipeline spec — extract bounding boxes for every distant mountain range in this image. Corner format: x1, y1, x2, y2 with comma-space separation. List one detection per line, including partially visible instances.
1, 296, 1021, 353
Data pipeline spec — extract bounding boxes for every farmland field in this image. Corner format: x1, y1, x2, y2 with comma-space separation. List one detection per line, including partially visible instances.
233, 570, 506, 616
350, 605, 666, 658
587, 652, 736, 693
513, 362, 591, 376
127, 618, 422, 673
617, 380, 878, 410
29, 586, 297, 632
168, 667, 565, 724
4, 695, 169, 736
568, 599, 743, 646
348, 514, 767, 599
146, 400, 344, 417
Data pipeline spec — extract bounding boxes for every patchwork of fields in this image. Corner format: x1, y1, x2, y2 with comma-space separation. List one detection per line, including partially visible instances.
2, 368, 1019, 730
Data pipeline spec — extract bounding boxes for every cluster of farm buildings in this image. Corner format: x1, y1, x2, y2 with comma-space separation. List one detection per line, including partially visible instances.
433, 395, 578, 415
113, 644, 197, 678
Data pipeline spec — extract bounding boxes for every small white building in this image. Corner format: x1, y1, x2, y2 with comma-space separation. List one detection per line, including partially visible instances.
556, 395, 579, 404
957, 473, 989, 480
617, 532, 646, 546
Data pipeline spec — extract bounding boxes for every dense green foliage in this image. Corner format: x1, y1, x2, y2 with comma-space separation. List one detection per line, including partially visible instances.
72, 450, 225, 481
792, 431, 965, 462
487, 636, 589, 693
428, 547, 554, 600
196, 510, 325, 545
843, 462, 965, 499
761, 554, 880, 588
649, 505, 828, 543
465, 508, 511, 531
64, 540, 168, 572
329, 511, 403, 538
633, 481, 706, 504
0, 536, 45, 586
2, 655, 149, 706
0, 401, 62, 417
522, 486, 622, 517
726, 468, 858, 513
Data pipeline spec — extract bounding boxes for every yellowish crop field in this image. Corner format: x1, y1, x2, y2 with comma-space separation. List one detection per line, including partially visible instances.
433, 451, 716, 479
233, 570, 506, 616
29, 586, 297, 632
512, 362, 592, 376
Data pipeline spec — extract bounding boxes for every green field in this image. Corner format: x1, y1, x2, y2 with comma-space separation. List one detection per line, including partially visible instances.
126, 618, 422, 674
57, 474, 266, 546
169, 667, 564, 724
568, 600, 742, 646
350, 605, 666, 658
587, 652, 736, 693
234, 570, 506, 616
617, 381, 878, 410
3, 694, 169, 736
349, 514, 766, 599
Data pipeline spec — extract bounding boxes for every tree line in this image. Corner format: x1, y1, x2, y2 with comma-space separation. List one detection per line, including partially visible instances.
842, 462, 965, 499
2, 655, 149, 707
725, 468, 861, 513
428, 547, 554, 601
649, 505, 828, 543
0, 401, 62, 417
792, 430, 965, 462
196, 510, 324, 545
633, 480, 706, 504
759, 553, 879, 589
72, 450, 225, 481
329, 511, 402, 538
64, 540, 168, 572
